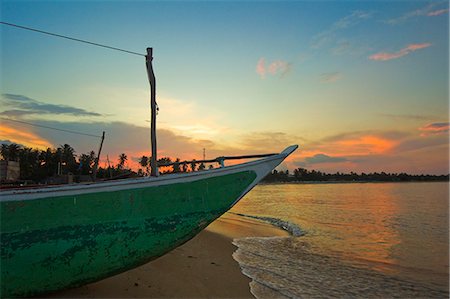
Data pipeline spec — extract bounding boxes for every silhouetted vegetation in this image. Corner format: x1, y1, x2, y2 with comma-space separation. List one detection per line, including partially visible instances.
263, 168, 449, 183
2, 142, 447, 186
1, 143, 142, 185
0, 143, 214, 185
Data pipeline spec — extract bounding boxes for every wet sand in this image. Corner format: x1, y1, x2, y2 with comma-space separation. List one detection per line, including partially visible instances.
46, 213, 287, 298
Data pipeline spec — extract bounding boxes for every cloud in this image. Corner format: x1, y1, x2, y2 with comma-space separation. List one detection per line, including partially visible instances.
286, 131, 403, 171
427, 9, 449, 16
298, 131, 405, 160
304, 154, 348, 164
4, 115, 448, 174
319, 72, 342, 83
239, 131, 301, 151
330, 40, 351, 55
1, 118, 216, 170
256, 58, 266, 78
419, 122, 450, 136
394, 133, 449, 153
0, 139, 26, 148
256, 58, 292, 79
331, 135, 398, 155
0, 123, 53, 149
311, 10, 372, 49
289, 129, 448, 174
2, 115, 301, 171
380, 113, 433, 121
369, 43, 431, 61
386, 3, 447, 24
1, 94, 102, 117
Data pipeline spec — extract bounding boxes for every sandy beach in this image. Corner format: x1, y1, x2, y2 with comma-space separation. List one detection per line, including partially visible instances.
45, 213, 287, 298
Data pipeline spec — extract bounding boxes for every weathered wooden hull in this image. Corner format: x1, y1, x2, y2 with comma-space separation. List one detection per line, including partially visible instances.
0, 146, 297, 297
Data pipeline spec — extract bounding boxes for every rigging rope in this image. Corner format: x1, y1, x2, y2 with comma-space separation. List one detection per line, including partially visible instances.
1, 117, 102, 138
0, 21, 145, 57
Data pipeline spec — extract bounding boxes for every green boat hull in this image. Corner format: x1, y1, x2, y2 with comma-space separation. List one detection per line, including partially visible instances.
1, 171, 256, 297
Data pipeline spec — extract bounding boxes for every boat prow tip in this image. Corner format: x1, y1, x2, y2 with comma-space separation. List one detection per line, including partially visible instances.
281, 145, 299, 157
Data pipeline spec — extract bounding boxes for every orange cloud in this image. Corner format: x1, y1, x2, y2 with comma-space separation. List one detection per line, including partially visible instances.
419, 122, 449, 136
298, 134, 398, 158
369, 43, 431, 61
335, 135, 397, 155
286, 133, 401, 172
0, 124, 52, 149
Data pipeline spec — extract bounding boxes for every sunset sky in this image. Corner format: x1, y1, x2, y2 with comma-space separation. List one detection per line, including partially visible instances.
1, 1, 449, 174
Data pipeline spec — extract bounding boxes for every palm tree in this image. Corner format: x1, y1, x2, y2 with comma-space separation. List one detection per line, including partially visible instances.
19, 147, 39, 180
157, 157, 172, 174
139, 156, 149, 174
1, 143, 9, 160
118, 153, 127, 170
172, 158, 181, 173
190, 159, 197, 172
78, 151, 96, 175
59, 144, 77, 173
38, 147, 56, 177
3, 143, 21, 161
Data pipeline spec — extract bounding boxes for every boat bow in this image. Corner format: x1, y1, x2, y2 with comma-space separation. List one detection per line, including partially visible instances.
1, 145, 298, 297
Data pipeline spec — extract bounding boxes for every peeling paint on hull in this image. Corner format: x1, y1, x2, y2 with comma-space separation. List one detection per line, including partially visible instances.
1, 171, 256, 298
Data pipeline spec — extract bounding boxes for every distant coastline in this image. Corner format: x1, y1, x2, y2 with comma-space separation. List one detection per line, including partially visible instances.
1, 142, 448, 185
260, 180, 448, 185
262, 168, 449, 183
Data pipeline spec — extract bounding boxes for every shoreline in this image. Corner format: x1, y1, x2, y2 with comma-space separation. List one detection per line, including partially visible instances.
46, 213, 287, 298
260, 180, 449, 185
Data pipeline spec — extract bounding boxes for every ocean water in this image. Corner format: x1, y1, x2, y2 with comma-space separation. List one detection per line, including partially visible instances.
230, 182, 449, 298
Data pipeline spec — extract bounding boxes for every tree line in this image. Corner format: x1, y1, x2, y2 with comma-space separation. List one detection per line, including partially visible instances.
1, 143, 125, 183
263, 168, 449, 183
0, 143, 215, 184
137, 155, 213, 176
2, 142, 447, 184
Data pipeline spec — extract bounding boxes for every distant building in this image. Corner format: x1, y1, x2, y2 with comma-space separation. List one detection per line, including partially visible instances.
0, 160, 20, 181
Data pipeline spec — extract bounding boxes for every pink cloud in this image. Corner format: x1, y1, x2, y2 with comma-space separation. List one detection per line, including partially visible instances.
419, 122, 450, 136
256, 58, 266, 78
404, 43, 432, 51
268, 60, 290, 75
427, 9, 449, 16
369, 43, 432, 61
386, 3, 445, 24
256, 58, 291, 79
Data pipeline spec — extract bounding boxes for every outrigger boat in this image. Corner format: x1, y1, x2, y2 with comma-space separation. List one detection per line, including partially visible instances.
1, 145, 297, 297
0, 46, 298, 297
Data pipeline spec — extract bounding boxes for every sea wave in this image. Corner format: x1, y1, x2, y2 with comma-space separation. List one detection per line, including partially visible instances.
232, 236, 448, 299
229, 212, 305, 237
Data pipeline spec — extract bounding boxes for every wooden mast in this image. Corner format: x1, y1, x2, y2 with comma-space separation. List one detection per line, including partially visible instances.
145, 48, 158, 176
92, 131, 105, 181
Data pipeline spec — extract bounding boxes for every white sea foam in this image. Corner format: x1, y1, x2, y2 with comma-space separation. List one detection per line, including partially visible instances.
230, 212, 305, 237
232, 236, 448, 298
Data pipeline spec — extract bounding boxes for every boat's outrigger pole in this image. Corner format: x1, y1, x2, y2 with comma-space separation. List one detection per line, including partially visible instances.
145, 48, 159, 176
